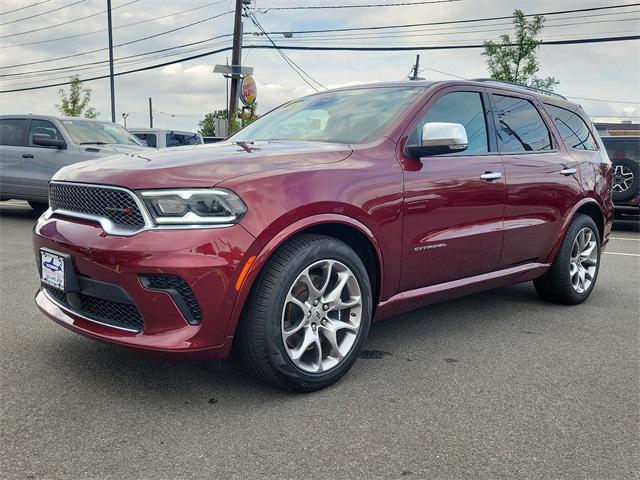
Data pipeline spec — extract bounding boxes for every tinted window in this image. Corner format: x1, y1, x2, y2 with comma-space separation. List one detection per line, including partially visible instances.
602, 137, 639, 162
166, 132, 200, 147
493, 95, 552, 152
409, 91, 489, 154
29, 119, 63, 147
0, 118, 28, 146
545, 104, 598, 151
134, 133, 157, 148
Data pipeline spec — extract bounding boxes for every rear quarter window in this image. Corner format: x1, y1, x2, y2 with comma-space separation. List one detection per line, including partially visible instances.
0, 118, 28, 146
545, 104, 598, 151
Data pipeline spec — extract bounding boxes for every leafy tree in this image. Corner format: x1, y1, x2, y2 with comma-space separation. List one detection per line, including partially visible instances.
198, 110, 228, 136
55, 75, 98, 118
482, 10, 558, 91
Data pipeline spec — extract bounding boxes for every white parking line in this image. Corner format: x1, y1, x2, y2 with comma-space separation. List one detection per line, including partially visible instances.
604, 252, 640, 257
610, 236, 640, 241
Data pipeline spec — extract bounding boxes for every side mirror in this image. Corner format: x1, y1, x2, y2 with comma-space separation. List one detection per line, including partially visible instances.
406, 122, 468, 158
32, 134, 66, 149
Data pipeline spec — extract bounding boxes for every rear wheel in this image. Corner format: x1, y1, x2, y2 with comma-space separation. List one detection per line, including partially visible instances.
534, 214, 601, 305
237, 234, 372, 392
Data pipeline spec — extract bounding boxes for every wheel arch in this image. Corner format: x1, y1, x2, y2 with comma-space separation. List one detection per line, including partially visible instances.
545, 198, 606, 264
226, 214, 384, 339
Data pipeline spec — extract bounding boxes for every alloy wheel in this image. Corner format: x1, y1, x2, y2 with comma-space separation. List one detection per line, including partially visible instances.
613, 164, 635, 193
281, 259, 362, 373
569, 227, 598, 294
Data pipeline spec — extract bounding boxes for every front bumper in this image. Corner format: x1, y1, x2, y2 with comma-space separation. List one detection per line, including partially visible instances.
33, 212, 258, 359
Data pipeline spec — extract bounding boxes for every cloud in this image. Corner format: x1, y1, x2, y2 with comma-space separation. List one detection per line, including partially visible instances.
0, 0, 638, 131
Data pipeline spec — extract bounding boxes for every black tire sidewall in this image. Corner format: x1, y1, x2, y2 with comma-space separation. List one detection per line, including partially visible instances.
260, 237, 372, 391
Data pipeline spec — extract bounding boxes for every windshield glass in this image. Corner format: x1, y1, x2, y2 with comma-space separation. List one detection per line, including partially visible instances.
231, 87, 422, 144
61, 119, 144, 146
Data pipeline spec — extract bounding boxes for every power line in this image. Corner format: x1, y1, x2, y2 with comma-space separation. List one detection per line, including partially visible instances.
0, 0, 55, 16
567, 96, 640, 105
0, 10, 233, 69
2, 34, 639, 94
260, 3, 640, 35
0, 0, 141, 39
0, 0, 87, 27
0, 0, 230, 48
246, 9, 325, 91
5, 3, 635, 72
257, 0, 462, 11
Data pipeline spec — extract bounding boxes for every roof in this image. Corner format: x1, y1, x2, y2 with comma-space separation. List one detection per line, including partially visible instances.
0, 114, 109, 123
127, 128, 200, 135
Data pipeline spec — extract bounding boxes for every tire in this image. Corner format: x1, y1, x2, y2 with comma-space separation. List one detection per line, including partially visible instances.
534, 214, 601, 305
237, 234, 372, 392
28, 201, 48, 215
612, 157, 639, 202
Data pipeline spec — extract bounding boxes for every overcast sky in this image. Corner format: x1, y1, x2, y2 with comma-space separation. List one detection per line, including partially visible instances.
1, 0, 639, 132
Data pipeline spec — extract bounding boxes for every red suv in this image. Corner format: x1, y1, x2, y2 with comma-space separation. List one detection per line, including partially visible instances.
34, 80, 613, 391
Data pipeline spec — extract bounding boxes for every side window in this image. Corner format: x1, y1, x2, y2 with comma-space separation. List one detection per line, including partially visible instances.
134, 133, 157, 148
493, 94, 552, 152
545, 104, 598, 151
410, 91, 489, 155
166, 133, 199, 147
0, 118, 28, 146
29, 119, 63, 147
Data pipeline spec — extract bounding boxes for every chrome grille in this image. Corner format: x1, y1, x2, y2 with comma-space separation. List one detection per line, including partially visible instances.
49, 182, 145, 230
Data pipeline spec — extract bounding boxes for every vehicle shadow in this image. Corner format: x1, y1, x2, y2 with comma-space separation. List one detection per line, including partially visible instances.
0, 203, 40, 219
41, 282, 547, 401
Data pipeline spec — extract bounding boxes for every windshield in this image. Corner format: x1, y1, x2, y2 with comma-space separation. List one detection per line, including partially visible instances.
231, 87, 422, 144
61, 119, 145, 146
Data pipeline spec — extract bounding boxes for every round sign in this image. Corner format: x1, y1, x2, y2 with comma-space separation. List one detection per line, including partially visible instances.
240, 75, 257, 106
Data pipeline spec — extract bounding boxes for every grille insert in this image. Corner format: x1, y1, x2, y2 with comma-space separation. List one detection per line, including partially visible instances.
140, 274, 202, 325
49, 182, 145, 230
44, 285, 144, 332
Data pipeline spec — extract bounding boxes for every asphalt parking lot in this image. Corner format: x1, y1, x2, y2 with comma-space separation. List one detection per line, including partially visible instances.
1, 200, 638, 480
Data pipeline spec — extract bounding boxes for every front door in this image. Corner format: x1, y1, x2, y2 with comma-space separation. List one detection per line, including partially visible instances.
21, 119, 68, 201
399, 87, 506, 291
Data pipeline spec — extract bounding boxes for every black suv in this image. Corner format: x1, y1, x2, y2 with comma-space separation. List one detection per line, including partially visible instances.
602, 136, 640, 226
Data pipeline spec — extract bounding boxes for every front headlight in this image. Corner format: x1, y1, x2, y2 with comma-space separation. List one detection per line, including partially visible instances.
139, 189, 247, 225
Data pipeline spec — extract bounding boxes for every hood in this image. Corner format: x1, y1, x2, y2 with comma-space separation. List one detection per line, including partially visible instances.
80, 143, 151, 155
54, 141, 352, 189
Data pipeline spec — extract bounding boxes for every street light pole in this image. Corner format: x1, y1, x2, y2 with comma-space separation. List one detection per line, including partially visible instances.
122, 113, 129, 128
107, 0, 116, 122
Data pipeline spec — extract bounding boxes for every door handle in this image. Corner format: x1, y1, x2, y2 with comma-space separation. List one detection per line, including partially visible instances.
480, 172, 502, 181
22, 154, 34, 159
560, 168, 577, 176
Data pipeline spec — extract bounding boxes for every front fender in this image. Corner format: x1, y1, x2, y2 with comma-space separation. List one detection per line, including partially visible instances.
225, 214, 384, 339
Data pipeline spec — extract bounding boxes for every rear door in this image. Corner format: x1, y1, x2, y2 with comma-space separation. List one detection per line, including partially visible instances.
489, 91, 582, 267
399, 87, 506, 290
0, 118, 28, 198
21, 119, 69, 200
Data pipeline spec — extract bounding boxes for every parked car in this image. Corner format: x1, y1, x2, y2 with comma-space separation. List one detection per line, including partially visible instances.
0, 115, 148, 211
203, 136, 226, 144
601, 135, 639, 225
33, 80, 613, 392
128, 128, 203, 148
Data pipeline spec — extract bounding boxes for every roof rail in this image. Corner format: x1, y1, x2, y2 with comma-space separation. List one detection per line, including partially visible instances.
470, 78, 567, 100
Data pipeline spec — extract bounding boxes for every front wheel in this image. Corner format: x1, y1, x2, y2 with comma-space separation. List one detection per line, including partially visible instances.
237, 234, 372, 392
534, 214, 601, 305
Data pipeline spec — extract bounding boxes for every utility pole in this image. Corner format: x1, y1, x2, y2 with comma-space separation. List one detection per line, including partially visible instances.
106, 0, 116, 122
148, 97, 153, 128
228, 0, 248, 128
409, 54, 422, 81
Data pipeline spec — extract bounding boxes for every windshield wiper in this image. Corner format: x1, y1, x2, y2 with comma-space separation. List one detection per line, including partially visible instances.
80, 141, 112, 145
